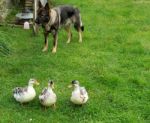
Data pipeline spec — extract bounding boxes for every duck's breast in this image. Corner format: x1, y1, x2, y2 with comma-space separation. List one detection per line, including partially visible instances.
44, 91, 57, 106
71, 91, 83, 104
25, 86, 36, 99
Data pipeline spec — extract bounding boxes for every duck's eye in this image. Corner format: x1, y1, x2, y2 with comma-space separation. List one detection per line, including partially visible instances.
31, 79, 35, 82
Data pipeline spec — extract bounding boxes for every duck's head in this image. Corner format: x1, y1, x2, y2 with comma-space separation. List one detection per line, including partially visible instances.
28, 78, 39, 86
48, 80, 54, 89
68, 80, 80, 88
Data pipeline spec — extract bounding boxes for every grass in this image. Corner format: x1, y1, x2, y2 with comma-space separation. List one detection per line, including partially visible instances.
0, 0, 150, 122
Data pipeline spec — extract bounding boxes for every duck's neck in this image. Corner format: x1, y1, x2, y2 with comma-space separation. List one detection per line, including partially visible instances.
48, 86, 53, 92
28, 83, 34, 87
74, 85, 80, 91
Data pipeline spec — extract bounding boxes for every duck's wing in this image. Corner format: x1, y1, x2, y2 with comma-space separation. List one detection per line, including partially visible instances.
39, 87, 49, 102
40, 87, 48, 95
13, 87, 28, 95
79, 87, 88, 103
80, 87, 88, 97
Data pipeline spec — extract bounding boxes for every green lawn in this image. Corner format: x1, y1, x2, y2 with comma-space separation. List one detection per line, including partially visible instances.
0, 0, 150, 122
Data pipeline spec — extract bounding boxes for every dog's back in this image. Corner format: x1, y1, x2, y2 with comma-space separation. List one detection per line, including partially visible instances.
54, 5, 84, 31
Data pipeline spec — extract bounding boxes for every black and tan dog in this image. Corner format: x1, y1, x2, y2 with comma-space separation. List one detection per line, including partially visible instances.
35, 2, 84, 53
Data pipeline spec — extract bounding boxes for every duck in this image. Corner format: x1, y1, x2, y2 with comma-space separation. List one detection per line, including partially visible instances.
69, 80, 89, 105
13, 78, 39, 104
39, 80, 57, 108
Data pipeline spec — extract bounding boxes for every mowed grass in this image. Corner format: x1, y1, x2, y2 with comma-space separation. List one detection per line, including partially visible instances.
0, 0, 150, 122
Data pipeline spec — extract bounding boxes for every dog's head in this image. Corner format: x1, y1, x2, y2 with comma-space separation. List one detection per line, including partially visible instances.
35, 2, 50, 25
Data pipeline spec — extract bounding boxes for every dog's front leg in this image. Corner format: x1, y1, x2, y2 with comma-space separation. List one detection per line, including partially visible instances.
78, 29, 82, 43
42, 32, 49, 52
52, 30, 58, 53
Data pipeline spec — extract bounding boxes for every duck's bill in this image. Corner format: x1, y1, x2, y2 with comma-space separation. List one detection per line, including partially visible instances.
35, 81, 40, 85
68, 85, 72, 88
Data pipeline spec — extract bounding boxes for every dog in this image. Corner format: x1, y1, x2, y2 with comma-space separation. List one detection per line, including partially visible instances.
35, 2, 84, 53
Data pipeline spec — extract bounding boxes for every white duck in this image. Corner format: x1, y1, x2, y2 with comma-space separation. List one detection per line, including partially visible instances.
69, 80, 89, 105
13, 78, 39, 104
39, 80, 57, 108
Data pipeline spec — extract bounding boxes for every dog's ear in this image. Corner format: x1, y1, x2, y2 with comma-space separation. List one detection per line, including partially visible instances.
45, 3, 50, 10
38, 1, 43, 8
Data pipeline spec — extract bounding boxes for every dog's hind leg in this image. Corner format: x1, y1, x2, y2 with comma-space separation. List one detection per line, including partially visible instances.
65, 25, 72, 44
52, 30, 58, 53
42, 32, 49, 52
74, 13, 84, 43
78, 28, 82, 43
74, 25, 83, 43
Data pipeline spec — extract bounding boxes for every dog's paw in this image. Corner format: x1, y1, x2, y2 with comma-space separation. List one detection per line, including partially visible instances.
52, 48, 56, 53
66, 39, 71, 44
42, 47, 48, 52
66, 41, 70, 44
79, 40, 82, 43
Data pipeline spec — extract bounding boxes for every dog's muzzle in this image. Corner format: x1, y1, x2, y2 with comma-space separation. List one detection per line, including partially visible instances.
35, 16, 49, 25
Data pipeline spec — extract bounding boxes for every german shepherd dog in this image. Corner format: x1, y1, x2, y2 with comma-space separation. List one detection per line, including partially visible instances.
35, 2, 84, 53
